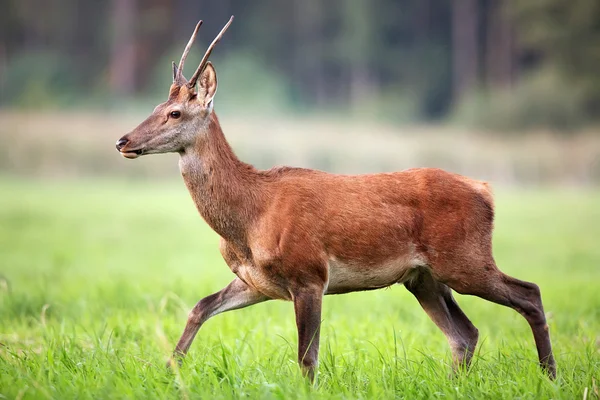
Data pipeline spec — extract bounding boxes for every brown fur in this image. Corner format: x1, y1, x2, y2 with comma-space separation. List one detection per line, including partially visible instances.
179, 113, 498, 300
116, 19, 556, 382
151, 112, 556, 380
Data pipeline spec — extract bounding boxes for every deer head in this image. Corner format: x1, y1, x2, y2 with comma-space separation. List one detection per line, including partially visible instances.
116, 17, 234, 159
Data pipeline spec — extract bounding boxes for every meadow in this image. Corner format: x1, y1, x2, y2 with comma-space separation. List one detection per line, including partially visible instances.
0, 178, 599, 399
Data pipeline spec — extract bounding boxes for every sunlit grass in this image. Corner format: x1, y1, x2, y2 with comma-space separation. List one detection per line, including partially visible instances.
0, 179, 599, 399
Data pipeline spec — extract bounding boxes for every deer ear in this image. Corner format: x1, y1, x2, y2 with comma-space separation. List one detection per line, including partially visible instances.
198, 62, 217, 109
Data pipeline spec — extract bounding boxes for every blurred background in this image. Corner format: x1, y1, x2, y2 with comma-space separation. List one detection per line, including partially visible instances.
1, 0, 599, 183
1, 3, 599, 397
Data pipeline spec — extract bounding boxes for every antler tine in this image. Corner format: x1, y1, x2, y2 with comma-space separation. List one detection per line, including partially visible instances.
188, 15, 234, 88
175, 20, 203, 83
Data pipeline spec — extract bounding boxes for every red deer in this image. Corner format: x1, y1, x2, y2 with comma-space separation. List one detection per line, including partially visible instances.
115, 17, 556, 381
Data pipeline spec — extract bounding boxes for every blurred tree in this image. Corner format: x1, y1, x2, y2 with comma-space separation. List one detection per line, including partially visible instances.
509, 0, 600, 116
337, 0, 377, 111
109, 0, 137, 96
1, 0, 599, 129
452, 0, 479, 102
485, 0, 515, 89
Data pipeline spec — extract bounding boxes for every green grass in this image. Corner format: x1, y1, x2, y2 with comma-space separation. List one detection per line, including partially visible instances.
0, 178, 599, 399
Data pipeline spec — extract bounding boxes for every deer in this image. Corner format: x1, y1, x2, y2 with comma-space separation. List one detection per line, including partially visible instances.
115, 16, 556, 382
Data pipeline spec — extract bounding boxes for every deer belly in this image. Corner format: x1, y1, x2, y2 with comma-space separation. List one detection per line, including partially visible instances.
326, 256, 423, 294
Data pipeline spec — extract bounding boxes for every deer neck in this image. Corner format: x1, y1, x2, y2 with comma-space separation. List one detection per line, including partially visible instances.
179, 113, 261, 247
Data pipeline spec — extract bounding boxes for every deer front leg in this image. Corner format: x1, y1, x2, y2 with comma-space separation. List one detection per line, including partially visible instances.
293, 289, 323, 383
170, 278, 269, 365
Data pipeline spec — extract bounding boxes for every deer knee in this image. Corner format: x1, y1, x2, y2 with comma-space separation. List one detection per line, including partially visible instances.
522, 280, 542, 303
187, 307, 204, 325
521, 281, 541, 299
513, 281, 547, 323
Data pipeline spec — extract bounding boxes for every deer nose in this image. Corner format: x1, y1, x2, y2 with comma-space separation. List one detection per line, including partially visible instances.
116, 138, 129, 151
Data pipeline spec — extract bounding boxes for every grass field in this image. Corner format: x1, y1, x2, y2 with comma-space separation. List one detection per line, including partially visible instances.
0, 178, 599, 399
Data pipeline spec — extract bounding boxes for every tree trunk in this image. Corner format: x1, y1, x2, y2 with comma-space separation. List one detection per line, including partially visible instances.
485, 0, 514, 88
292, 0, 327, 106
345, 0, 375, 113
109, 0, 137, 96
452, 0, 479, 102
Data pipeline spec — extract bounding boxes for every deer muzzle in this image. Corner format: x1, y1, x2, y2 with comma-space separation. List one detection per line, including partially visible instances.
115, 137, 143, 159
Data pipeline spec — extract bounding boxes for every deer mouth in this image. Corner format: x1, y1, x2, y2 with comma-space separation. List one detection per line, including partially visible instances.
120, 149, 143, 159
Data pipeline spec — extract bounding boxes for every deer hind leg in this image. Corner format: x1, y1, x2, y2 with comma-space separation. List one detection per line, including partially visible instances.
405, 269, 479, 371
440, 262, 556, 379
170, 278, 269, 365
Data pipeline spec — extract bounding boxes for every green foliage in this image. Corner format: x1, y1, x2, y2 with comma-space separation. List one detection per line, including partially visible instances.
453, 68, 589, 132
210, 53, 294, 114
0, 51, 79, 108
0, 179, 599, 398
2, 0, 600, 131
145, 51, 293, 114
506, 0, 600, 126
510, 0, 600, 89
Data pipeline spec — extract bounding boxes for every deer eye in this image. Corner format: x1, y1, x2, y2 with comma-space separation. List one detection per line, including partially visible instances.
169, 111, 181, 119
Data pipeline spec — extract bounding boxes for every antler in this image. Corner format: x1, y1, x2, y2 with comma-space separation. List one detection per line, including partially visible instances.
187, 15, 234, 89
173, 20, 203, 84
